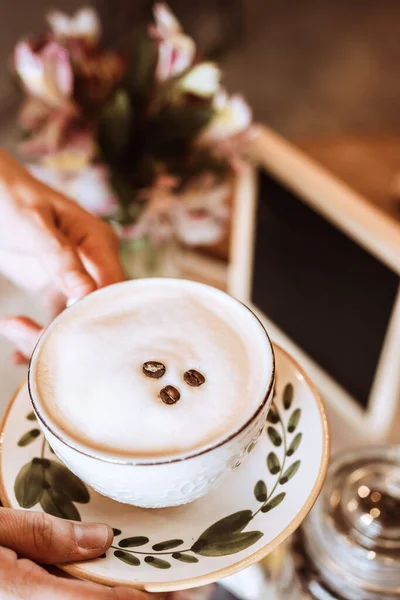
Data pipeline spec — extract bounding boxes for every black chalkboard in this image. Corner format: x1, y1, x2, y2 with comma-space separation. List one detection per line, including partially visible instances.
252, 170, 399, 409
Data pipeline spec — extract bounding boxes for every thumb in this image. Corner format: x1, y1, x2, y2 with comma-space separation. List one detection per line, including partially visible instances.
0, 508, 113, 564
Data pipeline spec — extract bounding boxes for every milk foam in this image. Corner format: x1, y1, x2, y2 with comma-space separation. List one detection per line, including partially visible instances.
34, 279, 273, 458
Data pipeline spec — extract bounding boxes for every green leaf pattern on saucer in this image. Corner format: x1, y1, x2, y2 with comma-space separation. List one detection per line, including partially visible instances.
14, 381, 302, 570
14, 414, 89, 520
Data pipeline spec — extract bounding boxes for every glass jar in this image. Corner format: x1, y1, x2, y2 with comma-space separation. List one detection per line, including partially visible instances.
272, 446, 400, 600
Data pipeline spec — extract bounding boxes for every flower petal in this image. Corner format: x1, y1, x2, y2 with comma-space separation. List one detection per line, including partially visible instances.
169, 34, 195, 77
14, 41, 46, 99
47, 7, 101, 43
66, 166, 119, 216
198, 93, 252, 143
153, 3, 182, 37
155, 40, 175, 82
178, 63, 220, 97
15, 40, 74, 108
41, 42, 74, 100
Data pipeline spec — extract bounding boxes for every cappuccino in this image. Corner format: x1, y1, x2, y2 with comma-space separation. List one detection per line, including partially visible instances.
33, 279, 273, 459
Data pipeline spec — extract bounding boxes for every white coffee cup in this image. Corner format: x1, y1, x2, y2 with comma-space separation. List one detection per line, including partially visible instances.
28, 279, 275, 508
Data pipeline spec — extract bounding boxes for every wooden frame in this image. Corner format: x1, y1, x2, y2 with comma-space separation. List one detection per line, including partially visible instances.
228, 126, 400, 441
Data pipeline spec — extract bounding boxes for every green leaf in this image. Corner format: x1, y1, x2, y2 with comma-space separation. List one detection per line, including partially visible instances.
279, 461, 301, 485
254, 480, 267, 503
14, 460, 44, 508
147, 104, 214, 154
26, 411, 36, 421
288, 409, 301, 433
18, 429, 41, 447
98, 89, 134, 164
113, 528, 122, 537
119, 536, 149, 548
40, 490, 81, 521
267, 404, 279, 424
114, 550, 140, 566
32, 458, 50, 468
267, 427, 282, 447
261, 492, 286, 513
152, 539, 184, 551
172, 552, 199, 563
122, 28, 157, 103
283, 384, 294, 410
192, 531, 263, 557
287, 433, 302, 457
144, 556, 171, 569
192, 510, 253, 551
46, 462, 89, 504
267, 452, 280, 475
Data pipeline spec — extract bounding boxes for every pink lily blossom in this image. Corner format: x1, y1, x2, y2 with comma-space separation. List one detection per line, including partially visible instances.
151, 3, 195, 82
14, 41, 74, 110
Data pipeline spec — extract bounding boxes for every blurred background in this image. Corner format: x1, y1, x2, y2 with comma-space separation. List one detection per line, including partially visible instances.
1, 0, 400, 221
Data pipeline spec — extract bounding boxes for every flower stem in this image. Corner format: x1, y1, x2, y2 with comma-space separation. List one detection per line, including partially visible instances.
252, 405, 287, 518
40, 437, 46, 459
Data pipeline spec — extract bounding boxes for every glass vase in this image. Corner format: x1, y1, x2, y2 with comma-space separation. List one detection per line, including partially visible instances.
120, 236, 180, 280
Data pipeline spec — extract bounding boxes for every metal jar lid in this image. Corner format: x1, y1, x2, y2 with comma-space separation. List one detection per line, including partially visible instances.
303, 446, 400, 600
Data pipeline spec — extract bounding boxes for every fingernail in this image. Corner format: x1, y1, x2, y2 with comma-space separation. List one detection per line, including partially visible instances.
66, 297, 78, 308
74, 523, 112, 550
64, 271, 94, 298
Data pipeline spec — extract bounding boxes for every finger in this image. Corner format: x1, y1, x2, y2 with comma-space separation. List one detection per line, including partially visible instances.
167, 587, 216, 600
0, 316, 43, 360
31, 568, 165, 600
45, 577, 166, 600
0, 547, 165, 600
77, 222, 125, 288
0, 508, 113, 564
33, 214, 96, 299
53, 201, 124, 289
12, 350, 29, 365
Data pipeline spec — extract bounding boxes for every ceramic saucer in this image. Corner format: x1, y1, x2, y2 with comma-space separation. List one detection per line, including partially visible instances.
0, 345, 329, 593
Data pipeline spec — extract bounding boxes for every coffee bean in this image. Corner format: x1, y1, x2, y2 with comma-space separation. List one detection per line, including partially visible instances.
183, 369, 205, 387
160, 385, 180, 404
143, 361, 166, 379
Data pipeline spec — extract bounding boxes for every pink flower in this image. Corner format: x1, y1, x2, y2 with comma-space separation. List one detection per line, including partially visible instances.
124, 186, 178, 244
198, 91, 252, 143
127, 174, 230, 246
151, 3, 195, 82
47, 7, 101, 45
174, 176, 231, 245
20, 112, 70, 156
14, 41, 74, 110
67, 165, 119, 216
